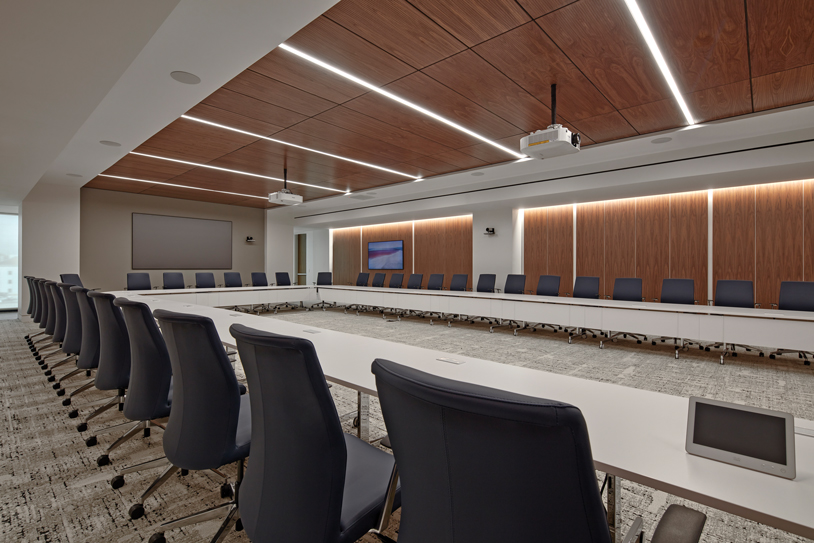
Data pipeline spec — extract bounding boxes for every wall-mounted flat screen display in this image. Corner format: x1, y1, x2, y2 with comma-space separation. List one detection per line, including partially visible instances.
132, 213, 232, 269
368, 240, 403, 270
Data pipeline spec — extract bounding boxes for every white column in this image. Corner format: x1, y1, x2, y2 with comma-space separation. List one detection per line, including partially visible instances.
472, 206, 514, 289
265, 210, 295, 281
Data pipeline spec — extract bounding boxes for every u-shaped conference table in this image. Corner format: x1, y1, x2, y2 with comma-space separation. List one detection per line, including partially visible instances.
108, 284, 814, 541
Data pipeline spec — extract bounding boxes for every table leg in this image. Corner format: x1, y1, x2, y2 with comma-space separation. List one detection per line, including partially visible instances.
357, 391, 370, 442
606, 474, 622, 542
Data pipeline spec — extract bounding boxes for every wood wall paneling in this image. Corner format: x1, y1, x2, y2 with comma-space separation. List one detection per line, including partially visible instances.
332, 228, 361, 286
671, 191, 708, 304
805, 181, 814, 283
635, 196, 670, 301
755, 182, 803, 307
413, 216, 473, 290
523, 208, 548, 293
547, 205, 574, 296
576, 202, 605, 296
712, 186, 754, 301
362, 222, 414, 288
604, 199, 636, 299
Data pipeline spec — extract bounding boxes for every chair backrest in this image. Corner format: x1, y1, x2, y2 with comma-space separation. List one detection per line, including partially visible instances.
612, 278, 643, 302
35, 279, 49, 327
504, 274, 526, 295
60, 273, 83, 287
47, 282, 67, 343
33, 279, 45, 325
195, 272, 216, 289
661, 278, 694, 304
536, 275, 560, 296
88, 291, 131, 391
251, 272, 269, 287
372, 273, 386, 287
778, 281, 814, 312
372, 359, 610, 543
407, 274, 423, 289
127, 272, 151, 291
153, 310, 243, 470
116, 298, 173, 422
24, 276, 34, 315
389, 273, 404, 288
71, 287, 100, 370
27, 277, 38, 320
275, 272, 291, 286
43, 280, 57, 335
427, 274, 444, 290
355, 272, 370, 287
317, 272, 332, 286
224, 272, 242, 288
230, 325, 348, 542
449, 274, 469, 292
573, 277, 600, 299
476, 274, 496, 293
715, 280, 754, 308
162, 272, 185, 289
58, 283, 82, 355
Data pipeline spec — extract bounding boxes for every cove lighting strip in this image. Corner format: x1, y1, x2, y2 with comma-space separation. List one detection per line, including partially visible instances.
129, 151, 348, 193
278, 43, 527, 159
624, 0, 694, 125
98, 174, 268, 200
181, 115, 420, 179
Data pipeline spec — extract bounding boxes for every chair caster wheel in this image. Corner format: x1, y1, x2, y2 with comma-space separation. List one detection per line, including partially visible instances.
110, 475, 125, 489
129, 503, 145, 520
769, 354, 776, 359
48, 376, 56, 383
62, 398, 71, 406
235, 519, 243, 532
651, 341, 656, 345
68, 408, 79, 418
85, 436, 97, 447
636, 340, 642, 344
148, 532, 165, 543
56, 389, 65, 396
97, 454, 110, 466
220, 482, 234, 499
180, 469, 189, 476
732, 352, 737, 357
759, 352, 764, 357
592, 334, 597, 338
805, 360, 811, 366
77, 423, 88, 432
44, 370, 51, 376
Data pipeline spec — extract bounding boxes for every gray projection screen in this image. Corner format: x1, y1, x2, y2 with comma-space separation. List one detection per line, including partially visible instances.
132, 213, 232, 269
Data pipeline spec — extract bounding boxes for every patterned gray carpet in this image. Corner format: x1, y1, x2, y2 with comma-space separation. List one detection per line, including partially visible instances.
2, 309, 811, 542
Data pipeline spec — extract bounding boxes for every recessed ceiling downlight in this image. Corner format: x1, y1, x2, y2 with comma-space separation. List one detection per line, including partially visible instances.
651, 137, 672, 144
99, 140, 121, 147
66, 173, 83, 178
170, 71, 201, 85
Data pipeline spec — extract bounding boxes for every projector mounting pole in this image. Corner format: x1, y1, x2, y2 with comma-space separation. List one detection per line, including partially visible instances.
283, 168, 287, 191
551, 83, 557, 126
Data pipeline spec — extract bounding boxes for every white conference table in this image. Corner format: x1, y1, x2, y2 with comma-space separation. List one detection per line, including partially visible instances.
110, 288, 814, 541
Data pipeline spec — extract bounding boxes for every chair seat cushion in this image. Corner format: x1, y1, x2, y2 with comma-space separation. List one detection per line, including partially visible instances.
338, 434, 401, 543
221, 393, 252, 465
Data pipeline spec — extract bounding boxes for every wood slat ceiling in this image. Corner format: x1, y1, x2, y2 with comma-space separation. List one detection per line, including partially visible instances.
87, 0, 814, 208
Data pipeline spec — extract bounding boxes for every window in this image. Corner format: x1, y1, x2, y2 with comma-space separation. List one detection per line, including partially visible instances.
0, 214, 18, 311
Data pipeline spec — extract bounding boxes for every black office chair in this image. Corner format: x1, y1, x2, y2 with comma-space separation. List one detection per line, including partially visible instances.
449, 274, 469, 292
489, 275, 527, 334
567, 277, 603, 342
53, 284, 91, 408
127, 273, 151, 291
150, 310, 251, 543
68, 287, 106, 425
60, 273, 84, 287
312, 272, 335, 311
37, 282, 68, 364
388, 273, 404, 288
43, 283, 81, 379
195, 272, 217, 288
251, 272, 269, 287
23, 276, 34, 316
372, 273, 386, 288
704, 280, 761, 362
161, 272, 184, 289
29, 279, 55, 354
230, 325, 400, 543
524, 275, 562, 335
651, 279, 696, 357
275, 272, 292, 286
355, 272, 370, 286
224, 272, 242, 288
770, 281, 814, 364
476, 274, 496, 293
26, 278, 50, 348
603, 278, 647, 346
372, 359, 706, 543
407, 274, 423, 289
427, 273, 444, 290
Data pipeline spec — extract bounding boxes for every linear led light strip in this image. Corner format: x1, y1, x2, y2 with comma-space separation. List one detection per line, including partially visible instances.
181, 115, 420, 180
98, 174, 268, 200
129, 151, 347, 193
278, 43, 527, 159
624, 0, 694, 125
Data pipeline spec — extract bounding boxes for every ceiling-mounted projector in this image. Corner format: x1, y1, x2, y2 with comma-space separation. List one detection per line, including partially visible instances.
268, 188, 302, 205
520, 83, 580, 160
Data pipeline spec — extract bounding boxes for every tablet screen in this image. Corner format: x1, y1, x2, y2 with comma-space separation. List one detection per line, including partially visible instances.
693, 402, 786, 465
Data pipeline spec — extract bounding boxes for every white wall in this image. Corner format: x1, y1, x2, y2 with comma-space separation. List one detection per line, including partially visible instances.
472, 206, 516, 290
266, 210, 295, 281
311, 229, 330, 284
20, 182, 81, 312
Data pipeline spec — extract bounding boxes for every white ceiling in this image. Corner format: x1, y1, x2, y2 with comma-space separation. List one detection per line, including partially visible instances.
1, 0, 339, 207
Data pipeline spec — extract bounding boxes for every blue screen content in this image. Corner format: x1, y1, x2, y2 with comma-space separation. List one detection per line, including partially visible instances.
368, 240, 403, 270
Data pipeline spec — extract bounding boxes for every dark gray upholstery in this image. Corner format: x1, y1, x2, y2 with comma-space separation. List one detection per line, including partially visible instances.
24, 276, 34, 314
35, 278, 47, 325
613, 278, 643, 302
449, 274, 468, 292
43, 281, 57, 335
355, 273, 369, 287
573, 277, 600, 299
372, 273, 386, 287
317, 272, 332, 286
163, 272, 185, 289
407, 274, 423, 289
715, 280, 754, 308
58, 283, 82, 355
127, 273, 151, 291
195, 272, 216, 289
88, 292, 131, 391
651, 504, 707, 543
476, 274, 496, 293
229, 325, 400, 543
777, 281, 814, 311
153, 310, 250, 471
388, 273, 404, 288
660, 279, 695, 304
372, 359, 610, 543
47, 282, 67, 343
60, 274, 83, 287
427, 274, 444, 290
536, 275, 560, 296
32, 278, 44, 323
224, 272, 242, 288
275, 272, 292, 286
115, 298, 172, 422
504, 274, 526, 295
71, 287, 100, 370
251, 272, 269, 287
